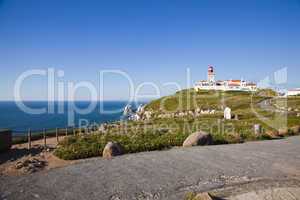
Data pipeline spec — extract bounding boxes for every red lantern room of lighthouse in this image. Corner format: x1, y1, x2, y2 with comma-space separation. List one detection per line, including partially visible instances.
207, 65, 215, 83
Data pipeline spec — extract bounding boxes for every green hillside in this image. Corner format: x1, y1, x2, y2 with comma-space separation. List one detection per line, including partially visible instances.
54, 89, 300, 160
145, 89, 267, 113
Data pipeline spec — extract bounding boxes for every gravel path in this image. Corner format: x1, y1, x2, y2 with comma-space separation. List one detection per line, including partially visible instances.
1, 136, 300, 200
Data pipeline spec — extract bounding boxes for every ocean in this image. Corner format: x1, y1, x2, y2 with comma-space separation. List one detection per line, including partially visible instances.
0, 101, 144, 135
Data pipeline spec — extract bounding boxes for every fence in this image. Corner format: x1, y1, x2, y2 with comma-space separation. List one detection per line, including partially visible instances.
13, 126, 100, 150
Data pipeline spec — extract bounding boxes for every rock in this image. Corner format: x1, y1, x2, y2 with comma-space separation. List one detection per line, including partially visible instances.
98, 124, 106, 133
15, 161, 23, 169
123, 104, 132, 115
102, 142, 124, 159
278, 128, 288, 136
265, 130, 279, 138
183, 131, 213, 147
137, 104, 144, 113
15, 157, 46, 174
291, 125, 300, 134
144, 111, 152, 120
194, 192, 213, 200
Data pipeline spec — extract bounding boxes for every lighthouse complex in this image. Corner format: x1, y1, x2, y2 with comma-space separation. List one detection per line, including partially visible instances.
194, 66, 257, 92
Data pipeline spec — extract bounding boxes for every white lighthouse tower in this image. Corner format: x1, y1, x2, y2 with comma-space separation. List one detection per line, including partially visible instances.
207, 65, 215, 83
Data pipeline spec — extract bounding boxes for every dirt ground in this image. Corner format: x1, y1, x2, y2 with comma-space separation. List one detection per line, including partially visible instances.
0, 136, 75, 176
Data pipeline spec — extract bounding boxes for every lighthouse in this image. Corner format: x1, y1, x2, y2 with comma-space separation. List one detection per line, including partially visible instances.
207, 65, 215, 83
194, 65, 257, 92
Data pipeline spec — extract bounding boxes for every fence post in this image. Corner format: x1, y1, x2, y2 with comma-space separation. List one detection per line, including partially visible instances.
43, 128, 46, 148
73, 127, 76, 136
28, 128, 31, 150
56, 128, 59, 143
65, 127, 68, 136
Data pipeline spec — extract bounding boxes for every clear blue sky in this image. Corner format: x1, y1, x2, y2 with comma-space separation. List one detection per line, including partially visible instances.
0, 0, 299, 100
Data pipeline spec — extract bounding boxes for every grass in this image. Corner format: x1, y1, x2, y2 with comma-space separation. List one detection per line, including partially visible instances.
54, 116, 290, 160
273, 96, 300, 110
184, 192, 197, 200
145, 89, 268, 112
54, 89, 300, 160
55, 130, 189, 160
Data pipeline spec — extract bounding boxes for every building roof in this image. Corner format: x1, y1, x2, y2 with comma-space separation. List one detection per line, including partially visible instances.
288, 88, 300, 92
229, 80, 241, 83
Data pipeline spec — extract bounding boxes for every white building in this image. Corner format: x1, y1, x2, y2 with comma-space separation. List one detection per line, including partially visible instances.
287, 88, 300, 96
194, 66, 257, 92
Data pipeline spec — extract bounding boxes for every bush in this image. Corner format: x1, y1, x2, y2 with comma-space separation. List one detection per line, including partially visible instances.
184, 192, 196, 200
54, 131, 190, 160
256, 133, 273, 140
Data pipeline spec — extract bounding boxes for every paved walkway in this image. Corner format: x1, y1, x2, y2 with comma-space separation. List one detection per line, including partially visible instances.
1, 136, 300, 200
229, 187, 300, 200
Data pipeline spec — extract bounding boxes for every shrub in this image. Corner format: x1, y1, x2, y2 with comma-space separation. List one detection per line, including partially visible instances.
54, 131, 190, 160
184, 192, 196, 200
256, 133, 273, 140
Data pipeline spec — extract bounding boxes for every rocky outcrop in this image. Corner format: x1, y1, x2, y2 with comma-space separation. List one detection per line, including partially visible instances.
183, 131, 213, 147
155, 109, 217, 119
102, 142, 124, 159
15, 157, 47, 174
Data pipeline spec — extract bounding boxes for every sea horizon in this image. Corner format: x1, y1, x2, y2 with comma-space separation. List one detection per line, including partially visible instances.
0, 101, 147, 135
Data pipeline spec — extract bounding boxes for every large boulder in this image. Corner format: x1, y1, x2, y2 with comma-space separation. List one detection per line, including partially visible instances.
0, 129, 12, 152
183, 131, 213, 147
278, 128, 288, 136
102, 142, 124, 159
265, 130, 279, 138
